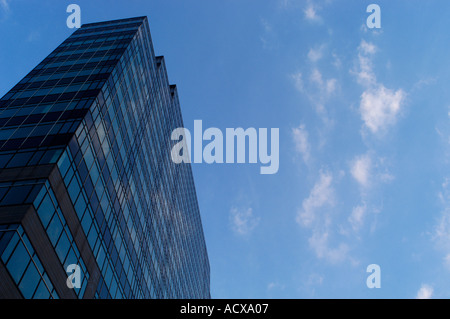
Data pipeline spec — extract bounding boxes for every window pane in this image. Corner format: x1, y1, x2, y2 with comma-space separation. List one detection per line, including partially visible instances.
55, 232, 70, 261
0, 153, 12, 168
32, 280, 51, 299
0, 187, 8, 202
6, 242, 30, 283
25, 184, 44, 203
32, 184, 47, 208
57, 151, 70, 177
19, 263, 40, 298
46, 214, 63, 246
1, 232, 19, 263
0, 230, 14, 256
1, 185, 33, 205
64, 247, 77, 270
37, 193, 55, 228
6, 152, 33, 168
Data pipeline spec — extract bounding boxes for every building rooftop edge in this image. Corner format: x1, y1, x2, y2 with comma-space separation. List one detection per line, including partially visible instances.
81, 16, 147, 28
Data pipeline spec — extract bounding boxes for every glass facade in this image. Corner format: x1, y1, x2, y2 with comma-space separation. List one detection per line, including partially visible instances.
0, 17, 210, 299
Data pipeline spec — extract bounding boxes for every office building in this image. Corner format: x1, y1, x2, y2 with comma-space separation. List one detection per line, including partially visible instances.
0, 16, 210, 299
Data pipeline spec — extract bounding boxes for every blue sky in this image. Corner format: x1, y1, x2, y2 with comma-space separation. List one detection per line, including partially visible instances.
1, 0, 450, 299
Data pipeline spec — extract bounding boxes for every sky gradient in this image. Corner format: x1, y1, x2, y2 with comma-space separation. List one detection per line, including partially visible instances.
1, 0, 449, 299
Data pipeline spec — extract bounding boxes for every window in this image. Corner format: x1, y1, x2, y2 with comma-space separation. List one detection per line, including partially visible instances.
0, 225, 58, 299
55, 232, 70, 261
19, 262, 41, 298
33, 182, 90, 298
0, 185, 33, 206
7, 152, 33, 168
46, 214, 63, 246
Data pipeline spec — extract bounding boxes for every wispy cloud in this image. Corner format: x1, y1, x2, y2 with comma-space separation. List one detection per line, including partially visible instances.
0, 0, 9, 12
278, 0, 291, 8
308, 231, 349, 264
360, 85, 405, 134
307, 45, 325, 63
351, 153, 372, 188
348, 152, 393, 233
348, 204, 366, 232
296, 171, 350, 263
346, 150, 396, 240
292, 67, 337, 121
444, 254, 450, 270
433, 178, 450, 269
296, 171, 334, 228
267, 282, 285, 291
331, 52, 342, 69
260, 18, 278, 50
359, 40, 377, 55
354, 40, 377, 87
27, 30, 41, 42
360, 22, 383, 36
304, 3, 321, 23
230, 207, 260, 236
293, 68, 334, 96
302, 42, 338, 121
416, 284, 433, 299
432, 106, 450, 269
291, 72, 304, 92
292, 124, 311, 164
353, 40, 406, 135
310, 68, 322, 85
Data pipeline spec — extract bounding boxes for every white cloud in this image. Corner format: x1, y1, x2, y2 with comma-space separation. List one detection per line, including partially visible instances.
434, 212, 450, 247
308, 46, 324, 63
291, 42, 338, 124
267, 282, 276, 290
433, 178, 450, 269
360, 23, 383, 35
326, 78, 337, 95
296, 171, 350, 263
267, 282, 285, 291
291, 72, 304, 92
304, 4, 320, 22
0, 0, 9, 12
348, 154, 393, 233
260, 18, 278, 50
351, 153, 395, 189
261, 18, 272, 33
27, 31, 41, 42
351, 154, 372, 187
438, 177, 449, 205
230, 207, 260, 236
349, 204, 366, 232
310, 68, 323, 86
297, 171, 334, 227
312, 69, 337, 95
360, 85, 405, 134
353, 40, 407, 134
278, 0, 291, 8
379, 172, 395, 183
306, 273, 324, 286
308, 231, 350, 264
356, 55, 376, 87
359, 40, 377, 55
291, 68, 336, 123
416, 284, 433, 299
354, 41, 377, 87
292, 124, 311, 164
444, 254, 450, 269
332, 52, 342, 69
433, 105, 450, 269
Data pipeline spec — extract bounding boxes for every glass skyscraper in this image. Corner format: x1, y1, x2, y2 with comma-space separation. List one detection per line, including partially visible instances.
0, 16, 210, 299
